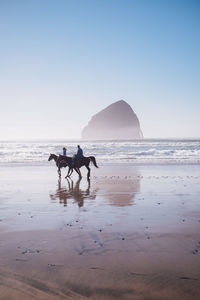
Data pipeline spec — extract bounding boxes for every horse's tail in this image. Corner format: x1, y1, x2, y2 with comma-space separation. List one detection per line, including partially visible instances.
89, 156, 99, 168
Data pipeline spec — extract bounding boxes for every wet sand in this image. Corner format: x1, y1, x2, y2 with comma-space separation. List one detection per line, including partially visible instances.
0, 164, 200, 299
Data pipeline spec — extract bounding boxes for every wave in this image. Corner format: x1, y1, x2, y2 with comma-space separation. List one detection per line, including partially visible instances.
0, 140, 200, 165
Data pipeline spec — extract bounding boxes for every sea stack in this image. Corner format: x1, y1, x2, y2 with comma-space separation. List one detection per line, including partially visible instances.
81, 100, 143, 140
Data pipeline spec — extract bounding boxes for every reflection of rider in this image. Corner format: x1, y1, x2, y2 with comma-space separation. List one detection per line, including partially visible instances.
72, 145, 83, 167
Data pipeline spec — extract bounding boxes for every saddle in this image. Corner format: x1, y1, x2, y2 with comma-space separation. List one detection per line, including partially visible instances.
59, 160, 68, 168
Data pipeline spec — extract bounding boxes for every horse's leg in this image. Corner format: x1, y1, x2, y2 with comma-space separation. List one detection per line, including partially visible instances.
58, 167, 61, 177
69, 167, 73, 177
65, 167, 71, 178
74, 168, 79, 176
74, 168, 82, 178
86, 165, 90, 180
68, 168, 73, 178
78, 168, 82, 178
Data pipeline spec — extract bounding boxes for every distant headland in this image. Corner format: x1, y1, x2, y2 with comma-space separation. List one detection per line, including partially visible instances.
81, 100, 143, 140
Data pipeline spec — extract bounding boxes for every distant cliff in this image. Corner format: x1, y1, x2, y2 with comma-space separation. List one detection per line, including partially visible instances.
81, 100, 143, 140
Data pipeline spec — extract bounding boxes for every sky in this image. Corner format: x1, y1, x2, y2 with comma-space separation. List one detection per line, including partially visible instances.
0, 0, 199, 140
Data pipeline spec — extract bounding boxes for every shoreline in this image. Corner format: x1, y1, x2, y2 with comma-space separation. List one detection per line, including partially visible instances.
1, 161, 200, 168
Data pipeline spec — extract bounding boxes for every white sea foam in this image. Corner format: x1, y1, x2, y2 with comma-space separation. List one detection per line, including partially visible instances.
0, 139, 200, 165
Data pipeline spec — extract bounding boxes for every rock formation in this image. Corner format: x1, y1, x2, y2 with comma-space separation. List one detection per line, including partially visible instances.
81, 100, 143, 140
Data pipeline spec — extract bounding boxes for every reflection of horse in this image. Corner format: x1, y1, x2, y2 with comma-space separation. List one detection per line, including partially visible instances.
50, 178, 96, 207
49, 154, 98, 179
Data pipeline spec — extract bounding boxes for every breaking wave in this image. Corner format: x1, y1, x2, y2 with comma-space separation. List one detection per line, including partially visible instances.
0, 139, 200, 165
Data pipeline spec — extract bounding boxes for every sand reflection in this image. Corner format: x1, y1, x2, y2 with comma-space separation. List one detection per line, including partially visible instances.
50, 170, 141, 207
94, 170, 141, 206
50, 178, 96, 207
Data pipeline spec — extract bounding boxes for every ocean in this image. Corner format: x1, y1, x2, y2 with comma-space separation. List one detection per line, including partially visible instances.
0, 139, 200, 166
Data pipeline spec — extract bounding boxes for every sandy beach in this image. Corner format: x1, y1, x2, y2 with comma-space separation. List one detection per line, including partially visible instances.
0, 164, 200, 300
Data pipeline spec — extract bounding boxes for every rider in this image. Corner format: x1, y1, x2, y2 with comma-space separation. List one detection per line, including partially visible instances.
72, 145, 83, 167
63, 147, 67, 156
77, 145, 83, 157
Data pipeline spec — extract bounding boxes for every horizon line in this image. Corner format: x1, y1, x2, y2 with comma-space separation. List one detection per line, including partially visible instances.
1, 137, 200, 142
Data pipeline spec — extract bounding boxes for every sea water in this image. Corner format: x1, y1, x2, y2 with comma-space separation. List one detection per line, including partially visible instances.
0, 139, 200, 166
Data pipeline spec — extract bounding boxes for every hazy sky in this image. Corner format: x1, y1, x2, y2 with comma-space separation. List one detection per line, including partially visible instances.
0, 0, 199, 140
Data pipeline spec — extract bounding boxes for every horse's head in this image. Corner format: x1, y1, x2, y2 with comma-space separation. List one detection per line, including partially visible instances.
48, 154, 54, 161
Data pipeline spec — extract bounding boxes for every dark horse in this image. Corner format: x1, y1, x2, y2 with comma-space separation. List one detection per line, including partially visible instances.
48, 153, 69, 177
48, 154, 84, 177
48, 154, 98, 179
57, 155, 98, 179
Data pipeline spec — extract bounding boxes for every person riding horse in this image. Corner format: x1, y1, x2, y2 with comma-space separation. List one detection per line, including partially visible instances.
48, 144, 98, 179
72, 145, 83, 167
63, 147, 67, 156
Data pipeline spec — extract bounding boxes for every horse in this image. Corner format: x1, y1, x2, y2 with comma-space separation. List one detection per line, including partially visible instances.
48, 153, 69, 177
56, 155, 98, 180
